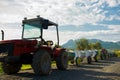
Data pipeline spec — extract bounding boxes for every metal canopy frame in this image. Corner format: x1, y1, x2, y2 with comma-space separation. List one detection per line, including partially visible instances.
22, 16, 58, 28
22, 16, 59, 46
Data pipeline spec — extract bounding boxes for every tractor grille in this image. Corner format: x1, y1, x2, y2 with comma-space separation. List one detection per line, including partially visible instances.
0, 43, 14, 57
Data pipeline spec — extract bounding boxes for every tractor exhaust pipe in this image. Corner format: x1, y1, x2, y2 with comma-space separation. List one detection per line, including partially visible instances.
1, 30, 4, 40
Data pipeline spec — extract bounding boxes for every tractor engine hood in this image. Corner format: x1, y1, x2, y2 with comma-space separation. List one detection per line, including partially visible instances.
0, 39, 38, 56
0, 39, 37, 46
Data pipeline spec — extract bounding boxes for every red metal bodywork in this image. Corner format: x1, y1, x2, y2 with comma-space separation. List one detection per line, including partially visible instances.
39, 46, 64, 57
53, 48, 65, 57
0, 39, 63, 57
0, 39, 37, 56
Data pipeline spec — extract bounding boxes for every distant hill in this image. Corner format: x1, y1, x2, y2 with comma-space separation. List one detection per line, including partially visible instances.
62, 39, 120, 50
62, 39, 76, 49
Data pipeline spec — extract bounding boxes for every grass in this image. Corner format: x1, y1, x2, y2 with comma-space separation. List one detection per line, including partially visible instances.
0, 63, 3, 74
21, 64, 32, 70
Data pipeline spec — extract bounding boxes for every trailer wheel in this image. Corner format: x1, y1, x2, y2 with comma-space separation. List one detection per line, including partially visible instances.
87, 56, 92, 64
2, 63, 21, 74
75, 57, 82, 66
94, 55, 98, 62
32, 50, 51, 75
70, 60, 74, 64
100, 54, 104, 60
56, 51, 68, 70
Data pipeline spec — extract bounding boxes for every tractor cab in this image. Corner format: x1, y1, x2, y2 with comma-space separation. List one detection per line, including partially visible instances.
22, 16, 59, 47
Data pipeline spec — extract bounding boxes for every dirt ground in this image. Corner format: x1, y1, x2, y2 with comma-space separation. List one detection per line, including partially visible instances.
0, 57, 120, 80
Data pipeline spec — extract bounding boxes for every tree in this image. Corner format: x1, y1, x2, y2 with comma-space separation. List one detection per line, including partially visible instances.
89, 41, 102, 50
76, 38, 102, 50
89, 43, 95, 50
94, 41, 102, 49
75, 38, 89, 50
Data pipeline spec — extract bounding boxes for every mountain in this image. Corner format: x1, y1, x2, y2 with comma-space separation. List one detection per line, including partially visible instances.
62, 39, 76, 49
62, 39, 120, 50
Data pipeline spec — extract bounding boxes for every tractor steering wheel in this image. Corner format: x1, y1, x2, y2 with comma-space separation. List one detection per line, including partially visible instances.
40, 37, 53, 46
41, 38, 47, 45
46, 40, 53, 46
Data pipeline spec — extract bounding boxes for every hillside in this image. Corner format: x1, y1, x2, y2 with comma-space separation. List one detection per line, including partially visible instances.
62, 39, 120, 50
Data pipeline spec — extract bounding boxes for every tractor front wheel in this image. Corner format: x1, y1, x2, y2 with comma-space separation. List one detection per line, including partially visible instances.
2, 63, 21, 74
56, 51, 68, 70
32, 50, 51, 75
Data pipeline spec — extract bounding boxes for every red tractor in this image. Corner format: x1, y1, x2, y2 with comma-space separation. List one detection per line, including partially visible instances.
0, 16, 68, 75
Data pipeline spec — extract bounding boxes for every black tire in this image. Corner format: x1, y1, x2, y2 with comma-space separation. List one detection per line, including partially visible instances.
75, 57, 82, 67
87, 56, 92, 64
70, 60, 74, 64
56, 51, 68, 70
32, 50, 51, 75
103, 54, 107, 60
100, 54, 103, 60
2, 63, 21, 74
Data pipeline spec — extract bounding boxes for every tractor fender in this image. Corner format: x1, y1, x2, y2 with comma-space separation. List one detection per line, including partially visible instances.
53, 48, 65, 57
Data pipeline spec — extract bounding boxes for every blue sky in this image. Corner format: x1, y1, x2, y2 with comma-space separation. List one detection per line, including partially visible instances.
0, 0, 120, 44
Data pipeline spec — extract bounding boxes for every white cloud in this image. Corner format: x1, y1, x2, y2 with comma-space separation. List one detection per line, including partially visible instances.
0, 29, 22, 40
108, 25, 120, 34
0, 0, 106, 25
0, 0, 119, 25
0, 14, 23, 23
105, 15, 120, 21
0, 0, 120, 44
59, 25, 120, 44
105, 0, 120, 7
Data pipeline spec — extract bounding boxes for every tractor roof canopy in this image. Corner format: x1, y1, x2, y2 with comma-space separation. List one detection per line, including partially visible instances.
21, 16, 59, 45
22, 16, 58, 29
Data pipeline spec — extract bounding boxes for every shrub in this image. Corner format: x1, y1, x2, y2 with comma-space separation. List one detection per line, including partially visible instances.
114, 50, 120, 57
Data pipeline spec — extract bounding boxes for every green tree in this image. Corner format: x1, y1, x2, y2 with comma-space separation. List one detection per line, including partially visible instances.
89, 41, 102, 50
76, 38, 102, 50
94, 41, 102, 49
75, 38, 89, 50
89, 43, 95, 50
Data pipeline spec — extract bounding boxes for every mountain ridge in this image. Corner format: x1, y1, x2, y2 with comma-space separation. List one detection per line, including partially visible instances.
62, 39, 120, 50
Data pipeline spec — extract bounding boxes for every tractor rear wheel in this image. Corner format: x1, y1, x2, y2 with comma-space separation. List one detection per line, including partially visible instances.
2, 62, 21, 74
32, 50, 51, 75
56, 51, 68, 70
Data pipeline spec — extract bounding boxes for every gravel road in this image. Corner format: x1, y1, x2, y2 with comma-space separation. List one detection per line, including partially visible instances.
0, 57, 120, 80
